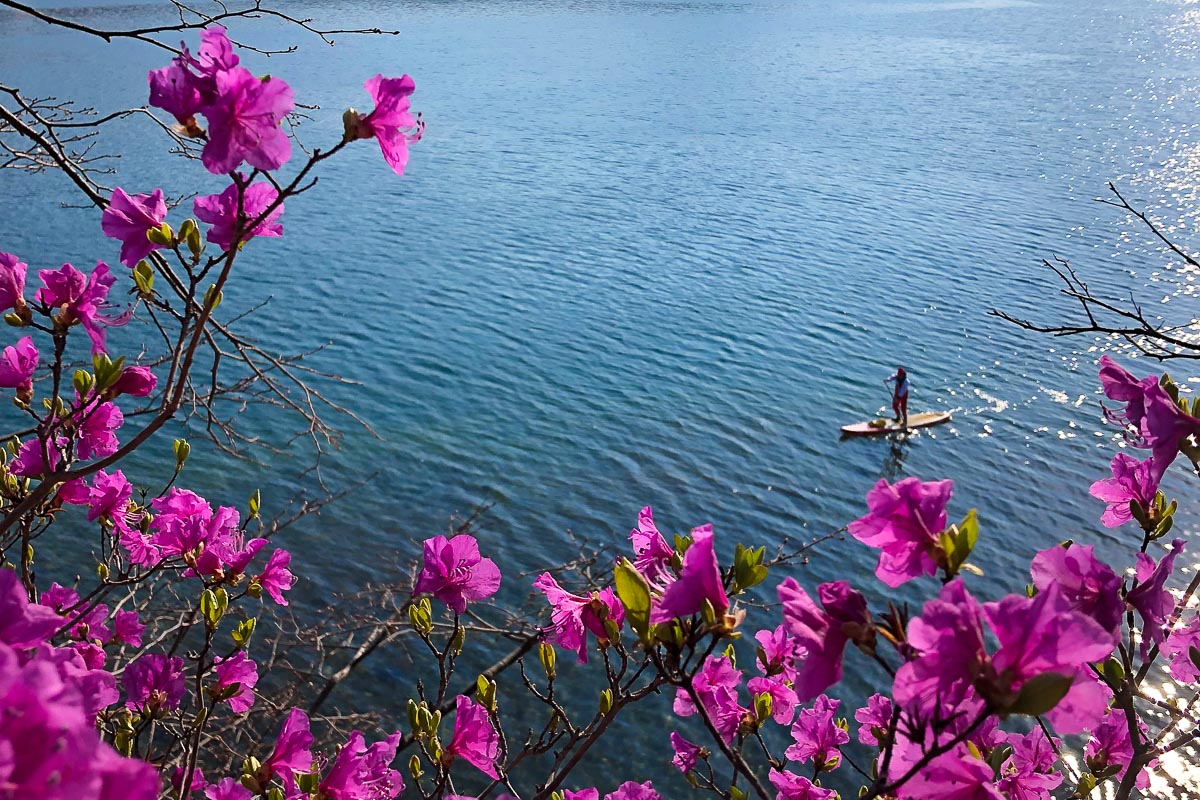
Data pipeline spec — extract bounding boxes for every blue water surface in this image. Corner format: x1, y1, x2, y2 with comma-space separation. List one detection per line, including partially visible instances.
3, 0, 1200, 790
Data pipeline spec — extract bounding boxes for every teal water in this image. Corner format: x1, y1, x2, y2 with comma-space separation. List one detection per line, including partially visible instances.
3, 0, 1200, 789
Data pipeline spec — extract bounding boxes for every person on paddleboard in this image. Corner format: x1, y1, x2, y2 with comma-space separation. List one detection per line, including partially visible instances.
885, 366, 909, 426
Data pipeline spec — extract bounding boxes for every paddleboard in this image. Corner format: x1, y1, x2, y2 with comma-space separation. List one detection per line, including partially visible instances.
840, 411, 952, 437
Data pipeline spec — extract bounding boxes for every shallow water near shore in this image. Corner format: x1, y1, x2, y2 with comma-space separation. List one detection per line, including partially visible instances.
3, 0, 1200, 790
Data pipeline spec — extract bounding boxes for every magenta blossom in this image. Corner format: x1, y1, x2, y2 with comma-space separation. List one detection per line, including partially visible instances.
533, 572, 625, 663
785, 695, 849, 770
563, 791, 599, 800
1098, 356, 1200, 480
201, 68, 293, 174
748, 674, 798, 725
101, 187, 168, 267
413, 534, 501, 613
123, 653, 186, 714
1090, 453, 1159, 528
1029, 543, 1123, 637
264, 707, 314, 782
777, 578, 856, 702
669, 731, 702, 774
10, 435, 62, 477
444, 695, 500, 779
650, 523, 729, 623
256, 547, 295, 606
318, 729, 404, 800
603, 782, 661, 800
1127, 538, 1186, 655
194, 177, 284, 250
61, 469, 133, 524
205, 777, 253, 800
673, 655, 745, 744
354, 74, 424, 176
35, 261, 122, 355
848, 476, 952, 587
899, 745, 1003, 800
854, 693, 894, 746
111, 365, 157, 398
1085, 708, 1152, 789
996, 728, 1062, 800
213, 652, 258, 713
0, 251, 28, 312
629, 505, 675, 590
0, 335, 38, 400
75, 399, 124, 461
755, 624, 805, 682
112, 610, 145, 647
0, 641, 158, 800
1163, 613, 1200, 683
0, 569, 61, 648
769, 771, 838, 800
172, 766, 209, 796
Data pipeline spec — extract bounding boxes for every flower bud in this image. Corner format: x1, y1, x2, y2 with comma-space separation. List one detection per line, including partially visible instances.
146, 222, 174, 247
73, 369, 95, 397
342, 107, 364, 142
408, 754, 423, 781
450, 625, 466, 655
599, 688, 613, 715
538, 642, 557, 680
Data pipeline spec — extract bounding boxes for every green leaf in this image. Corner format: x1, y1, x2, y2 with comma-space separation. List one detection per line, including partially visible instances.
232, 617, 256, 649
599, 688, 613, 715
200, 588, 228, 628
1010, 671, 1073, 716
133, 260, 155, 295
248, 489, 261, 520
204, 283, 223, 310
614, 557, 652, 640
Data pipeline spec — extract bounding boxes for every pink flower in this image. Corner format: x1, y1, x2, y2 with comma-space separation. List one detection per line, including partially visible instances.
11, 435, 62, 477
81, 469, 133, 523
673, 655, 745, 744
785, 695, 849, 770
193, 177, 284, 250
854, 693, 893, 746
201, 68, 293, 174
101, 187, 168, 267
848, 476, 953, 587
755, 624, 804, 682
112, 610, 145, 647
75, 399, 124, 460
669, 731, 702, 773
1126, 538, 1186, 655
123, 653, 186, 713
1099, 355, 1157, 429
650, 523, 728, 623
318, 730, 405, 800
256, 547, 295, 605
629, 506, 675, 590
1029, 543, 1123, 637
265, 707, 314, 782
769, 771, 838, 800
111, 365, 157, 398
899, 746, 1004, 800
205, 777, 253, 800
1085, 708, 1151, 789
172, 766, 209, 796
1098, 356, 1200, 480
0, 569, 61, 648
777, 578, 850, 702
603, 781, 661, 800
213, 651, 258, 713
996, 728, 1062, 800
533, 572, 625, 663
1163, 613, 1200, 682
0, 335, 38, 399
0, 251, 28, 311
35, 261, 122, 355
564, 791, 600, 800
413, 534, 501, 614
1090, 453, 1159, 528
355, 74, 423, 176
748, 675, 798, 725
0, 641, 157, 800
445, 695, 501, 779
